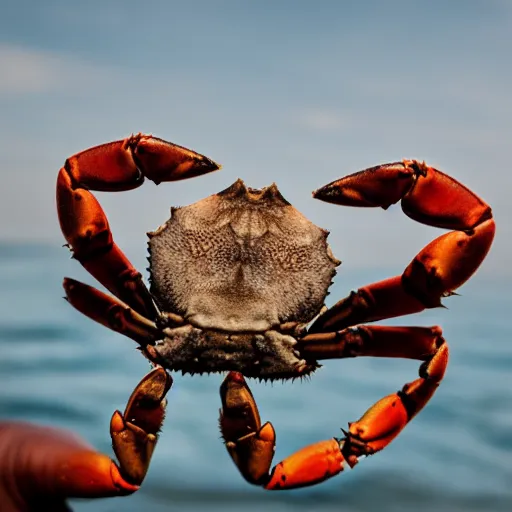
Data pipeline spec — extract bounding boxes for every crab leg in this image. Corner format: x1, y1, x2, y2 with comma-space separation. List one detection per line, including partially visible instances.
63, 277, 160, 349
63, 277, 173, 366
297, 325, 449, 456
309, 160, 495, 333
299, 324, 444, 361
57, 134, 220, 318
220, 343, 447, 490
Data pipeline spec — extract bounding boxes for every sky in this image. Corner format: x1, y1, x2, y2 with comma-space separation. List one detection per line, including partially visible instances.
0, 0, 510, 281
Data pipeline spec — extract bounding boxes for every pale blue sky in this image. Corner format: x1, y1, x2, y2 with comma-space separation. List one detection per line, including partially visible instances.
0, 0, 510, 278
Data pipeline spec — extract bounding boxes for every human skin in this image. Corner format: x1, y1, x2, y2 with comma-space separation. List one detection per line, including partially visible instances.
0, 421, 136, 512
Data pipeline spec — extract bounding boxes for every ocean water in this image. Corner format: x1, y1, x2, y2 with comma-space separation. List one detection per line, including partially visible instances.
1, 242, 511, 511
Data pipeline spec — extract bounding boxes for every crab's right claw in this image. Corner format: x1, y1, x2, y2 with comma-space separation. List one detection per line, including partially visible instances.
219, 373, 347, 490
219, 372, 276, 485
111, 367, 172, 486
219, 356, 450, 491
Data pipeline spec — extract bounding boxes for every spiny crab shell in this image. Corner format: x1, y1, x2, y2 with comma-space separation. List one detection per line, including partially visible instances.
147, 179, 340, 379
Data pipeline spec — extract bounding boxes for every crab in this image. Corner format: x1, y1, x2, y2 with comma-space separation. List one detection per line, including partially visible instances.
55, 133, 495, 497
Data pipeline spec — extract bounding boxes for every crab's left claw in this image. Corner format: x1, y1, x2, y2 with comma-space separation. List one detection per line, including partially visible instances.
111, 367, 172, 486
57, 134, 220, 319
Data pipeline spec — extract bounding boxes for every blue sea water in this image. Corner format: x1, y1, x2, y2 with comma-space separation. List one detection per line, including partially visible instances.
1, 242, 511, 511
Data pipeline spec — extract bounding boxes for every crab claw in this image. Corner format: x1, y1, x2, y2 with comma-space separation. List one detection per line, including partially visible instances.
313, 160, 492, 230
56, 134, 221, 319
219, 373, 349, 490
111, 367, 173, 485
61, 134, 220, 192
126, 135, 221, 185
219, 372, 276, 485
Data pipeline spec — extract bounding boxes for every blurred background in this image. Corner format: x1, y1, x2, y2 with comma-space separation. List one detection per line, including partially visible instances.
1, 1, 511, 510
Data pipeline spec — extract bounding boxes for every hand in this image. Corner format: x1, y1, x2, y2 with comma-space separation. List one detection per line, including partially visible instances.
0, 421, 138, 512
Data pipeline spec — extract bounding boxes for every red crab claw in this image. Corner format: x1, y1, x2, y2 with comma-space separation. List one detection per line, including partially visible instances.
111, 367, 173, 486
310, 160, 495, 331
219, 372, 348, 490
220, 342, 448, 490
57, 134, 220, 318
219, 372, 276, 485
312, 160, 491, 229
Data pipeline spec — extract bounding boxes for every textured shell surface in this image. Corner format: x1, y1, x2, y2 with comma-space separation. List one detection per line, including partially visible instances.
148, 179, 340, 333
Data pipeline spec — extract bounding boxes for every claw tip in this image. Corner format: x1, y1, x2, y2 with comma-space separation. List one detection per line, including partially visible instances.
110, 410, 125, 433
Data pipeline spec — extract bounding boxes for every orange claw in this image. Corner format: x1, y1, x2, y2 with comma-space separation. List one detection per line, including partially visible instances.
313, 161, 416, 208
219, 341, 449, 490
311, 160, 495, 326
313, 160, 492, 230
62, 133, 220, 191
0, 367, 172, 506
111, 367, 172, 485
0, 368, 172, 508
57, 134, 220, 318
220, 372, 349, 490
220, 371, 275, 485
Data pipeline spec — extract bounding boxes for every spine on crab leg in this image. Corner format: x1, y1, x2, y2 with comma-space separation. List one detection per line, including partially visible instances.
57, 134, 220, 318
310, 160, 495, 332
